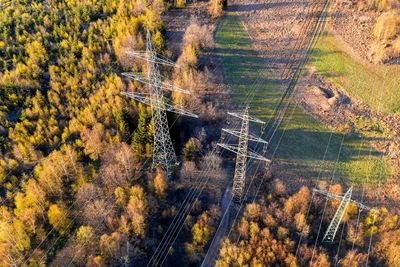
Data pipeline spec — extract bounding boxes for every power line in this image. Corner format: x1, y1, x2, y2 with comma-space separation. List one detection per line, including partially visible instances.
218, 107, 269, 202
121, 30, 198, 176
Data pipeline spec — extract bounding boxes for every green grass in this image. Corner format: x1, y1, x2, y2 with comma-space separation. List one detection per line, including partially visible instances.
311, 32, 400, 113
215, 13, 391, 184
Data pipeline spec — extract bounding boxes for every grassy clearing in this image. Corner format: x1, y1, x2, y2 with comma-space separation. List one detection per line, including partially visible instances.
310, 32, 400, 113
215, 13, 391, 183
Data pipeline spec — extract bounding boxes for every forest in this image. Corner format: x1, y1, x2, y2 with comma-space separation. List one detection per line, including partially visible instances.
1, 0, 399, 266
0, 0, 224, 265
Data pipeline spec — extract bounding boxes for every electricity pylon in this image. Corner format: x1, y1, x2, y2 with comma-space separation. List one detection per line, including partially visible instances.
313, 187, 373, 242
121, 31, 198, 175
218, 106, 270, 202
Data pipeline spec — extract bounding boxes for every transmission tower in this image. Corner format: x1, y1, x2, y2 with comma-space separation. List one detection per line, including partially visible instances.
121, 31, 198, 175
313, 187, 373, 242
218, 106, 270, 202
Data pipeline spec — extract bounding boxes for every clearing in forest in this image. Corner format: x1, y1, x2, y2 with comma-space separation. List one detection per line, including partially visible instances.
312, 32, 400, 113
215, 13, 390, 184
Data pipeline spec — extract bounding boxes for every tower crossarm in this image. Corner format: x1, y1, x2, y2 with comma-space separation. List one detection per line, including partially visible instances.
125, 50, 178, 67
322, 187, 353, 242
216, 143, 271, 162
121, 91, 198, 118
121, 72, 190, 94
222, 128, 268, 144
312, 188, 371, 210
227, 111, 265, 124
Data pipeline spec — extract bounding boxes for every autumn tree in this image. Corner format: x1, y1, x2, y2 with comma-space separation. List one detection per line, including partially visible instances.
208, 0, 224, 19
127, 185, 148, 238
48, 203, 71, 235
153, 167, 167, 199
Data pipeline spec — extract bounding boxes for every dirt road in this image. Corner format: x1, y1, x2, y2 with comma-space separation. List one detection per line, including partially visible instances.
200, 186, 231, 267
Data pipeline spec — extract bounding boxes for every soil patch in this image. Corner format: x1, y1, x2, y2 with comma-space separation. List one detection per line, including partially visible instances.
330, 0, 378, 62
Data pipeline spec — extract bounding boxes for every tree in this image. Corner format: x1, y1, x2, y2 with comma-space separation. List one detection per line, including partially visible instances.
0, 208, 30, 265
294, 212, 309, 236
99, 143, 137, 194
154, 167, 167, 199
81, 123, 105, 161
244, 203, 261, 221
14, 179, 47, 233
131, 106, 153, 159
340, 250, 367, 267
127, 186, 147, 238
34, 146, 83, 196
99, 232, 127, 264
191, 211, 214, 247
310, 251, 330, 267
82, 199, 115, 231
48, 203, 71, 235
208, 0, 223, 19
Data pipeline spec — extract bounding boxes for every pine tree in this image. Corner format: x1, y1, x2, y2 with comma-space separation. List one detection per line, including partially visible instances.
131, 106, 152, 159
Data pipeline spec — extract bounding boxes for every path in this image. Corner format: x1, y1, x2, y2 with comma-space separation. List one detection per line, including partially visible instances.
200, 186, 231, 267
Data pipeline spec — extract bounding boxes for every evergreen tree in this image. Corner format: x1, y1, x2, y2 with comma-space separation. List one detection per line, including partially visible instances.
131, 105, 153, 159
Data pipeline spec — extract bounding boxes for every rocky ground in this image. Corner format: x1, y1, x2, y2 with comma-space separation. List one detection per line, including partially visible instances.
330, 0, 378, 62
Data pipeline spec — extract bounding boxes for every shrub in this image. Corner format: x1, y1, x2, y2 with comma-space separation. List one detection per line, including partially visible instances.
183, 19, 215, 50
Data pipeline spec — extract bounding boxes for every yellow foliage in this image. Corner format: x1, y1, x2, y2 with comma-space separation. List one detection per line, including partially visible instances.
244, 203, 261, 221
48, 203, 71, 235
176, 0, 186, 8
154, 167, 167, 198
127, 185, 147, 237
208, 0, 223, 19
191, 212, 214, 247
114, 187, 127, 207
76, 225, 95, 244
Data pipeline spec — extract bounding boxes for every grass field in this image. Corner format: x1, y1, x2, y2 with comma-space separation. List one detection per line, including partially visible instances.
311, 32, 400, 113
215, 13, 391, 184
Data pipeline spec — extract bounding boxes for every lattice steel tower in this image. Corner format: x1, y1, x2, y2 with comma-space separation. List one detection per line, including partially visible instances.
218, 107, 270, 202
121, 31, 198, 175
313, 186, 373, 242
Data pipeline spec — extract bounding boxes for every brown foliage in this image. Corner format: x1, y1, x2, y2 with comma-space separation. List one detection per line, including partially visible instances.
340, 250, 368, 267
99, 143, 137, 195
183, 19, 214, 51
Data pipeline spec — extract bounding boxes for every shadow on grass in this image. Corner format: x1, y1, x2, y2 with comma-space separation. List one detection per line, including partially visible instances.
269, 128, 384, 161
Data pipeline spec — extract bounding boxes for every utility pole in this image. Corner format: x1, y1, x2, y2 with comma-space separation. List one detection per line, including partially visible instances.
313, 187, 373, 242
121, 31, 198, 176
218, 106, 270, 202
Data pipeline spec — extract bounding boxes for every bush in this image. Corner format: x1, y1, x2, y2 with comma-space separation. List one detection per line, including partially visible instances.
183, 19, 215, 50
